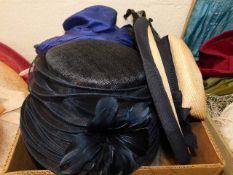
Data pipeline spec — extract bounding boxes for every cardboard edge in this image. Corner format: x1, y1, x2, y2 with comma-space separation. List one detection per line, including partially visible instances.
3, 170, 52, 175
206, 116, 233, 158
201, 121, 225, 167
1, 130, 21, 173
3, 122, 225, 175
205, 116, 233, 175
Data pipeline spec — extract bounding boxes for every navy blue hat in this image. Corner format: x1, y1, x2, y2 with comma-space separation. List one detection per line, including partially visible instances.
21, 38, 161, 175
20, 7, 198, 175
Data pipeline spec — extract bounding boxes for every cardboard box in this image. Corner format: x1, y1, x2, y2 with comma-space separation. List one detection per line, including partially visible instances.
0, 1, 226, 175
1, 121, 225, 175
0, 112, 20, 174
205, 116, 233, 175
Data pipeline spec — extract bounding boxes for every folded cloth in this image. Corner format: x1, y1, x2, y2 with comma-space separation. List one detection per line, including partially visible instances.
204, 77, 233, 96
35, 5, 135, 55
197, 30, 233, 77
184, 0, 233, 60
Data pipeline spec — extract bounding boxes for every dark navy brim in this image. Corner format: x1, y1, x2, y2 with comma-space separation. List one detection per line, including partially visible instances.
134, 17, 191, 164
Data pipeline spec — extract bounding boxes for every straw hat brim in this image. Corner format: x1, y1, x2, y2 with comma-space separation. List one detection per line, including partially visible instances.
168, 35, 207, 120
134, 17, 191, 164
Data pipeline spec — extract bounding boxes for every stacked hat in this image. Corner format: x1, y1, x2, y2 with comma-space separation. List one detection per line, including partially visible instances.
21, 39, 160, 175
20, 6, 160, 175
20, 6, 207, 175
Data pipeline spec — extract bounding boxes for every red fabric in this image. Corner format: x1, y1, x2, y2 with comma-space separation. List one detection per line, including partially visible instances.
0, 42, 30, 82
198, 30, 233, 77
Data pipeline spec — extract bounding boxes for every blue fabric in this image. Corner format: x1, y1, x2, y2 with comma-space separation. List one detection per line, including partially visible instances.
184, 0, 233, 60
35, 5, 134, 54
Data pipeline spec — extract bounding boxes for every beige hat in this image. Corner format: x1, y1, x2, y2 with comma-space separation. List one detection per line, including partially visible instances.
168, 35, 207, 120
134, 17, 194, 164
0, 60, 28, 173
124, 9, 206, 120
134, 16, 207, 164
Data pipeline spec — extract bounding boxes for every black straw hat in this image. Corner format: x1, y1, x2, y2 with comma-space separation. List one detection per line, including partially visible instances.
21, 39, 161, 175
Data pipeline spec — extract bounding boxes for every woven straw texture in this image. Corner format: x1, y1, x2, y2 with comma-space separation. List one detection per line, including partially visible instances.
168, 35, 206, 119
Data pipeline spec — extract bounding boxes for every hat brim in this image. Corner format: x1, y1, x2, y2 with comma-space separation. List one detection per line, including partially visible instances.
134, 17, 191, 164
168, 35, 206, 120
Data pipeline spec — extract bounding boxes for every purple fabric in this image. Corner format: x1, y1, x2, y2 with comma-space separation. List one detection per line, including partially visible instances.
35, 5, 134, 55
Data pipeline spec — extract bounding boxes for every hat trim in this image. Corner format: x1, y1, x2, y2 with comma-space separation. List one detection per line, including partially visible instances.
134, 17, 191, 164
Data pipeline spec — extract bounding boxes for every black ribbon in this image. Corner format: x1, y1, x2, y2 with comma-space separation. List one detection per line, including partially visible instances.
133, 16, 196, 164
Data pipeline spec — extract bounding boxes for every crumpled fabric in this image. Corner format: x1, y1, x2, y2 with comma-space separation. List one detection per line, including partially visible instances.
35, 5, 135, 55
207, 92, 233, 153
217, 103, 233, 153
204, 77, 233, 96
197, 30, 233, 77
183, 0, 233, 60
206, 94, 233, 118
